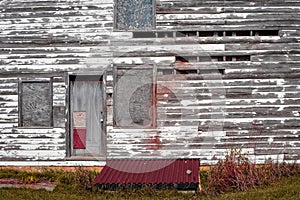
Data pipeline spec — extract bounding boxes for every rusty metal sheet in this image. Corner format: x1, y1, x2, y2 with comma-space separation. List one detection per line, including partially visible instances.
94, 159, 199, 189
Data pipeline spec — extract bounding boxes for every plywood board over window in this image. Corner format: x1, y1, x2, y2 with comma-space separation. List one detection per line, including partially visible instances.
19, 80, 53, 127
114, 66, 156, 128
114, 0, 155, 30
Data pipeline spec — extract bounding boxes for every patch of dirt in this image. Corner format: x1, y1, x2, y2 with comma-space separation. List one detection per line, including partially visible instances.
0, 178, 57, 191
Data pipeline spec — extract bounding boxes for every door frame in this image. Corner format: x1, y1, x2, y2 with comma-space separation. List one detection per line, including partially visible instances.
65, 72, 107, 160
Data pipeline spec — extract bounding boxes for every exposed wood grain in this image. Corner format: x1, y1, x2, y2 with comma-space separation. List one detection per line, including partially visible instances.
0, 0, 299, 164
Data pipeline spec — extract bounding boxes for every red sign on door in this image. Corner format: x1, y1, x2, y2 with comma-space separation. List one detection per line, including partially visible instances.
73, 128, 86, 149
73, 112, 86, 149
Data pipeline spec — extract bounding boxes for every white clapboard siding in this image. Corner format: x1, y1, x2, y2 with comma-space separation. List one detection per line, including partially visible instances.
0, 0, 299, 164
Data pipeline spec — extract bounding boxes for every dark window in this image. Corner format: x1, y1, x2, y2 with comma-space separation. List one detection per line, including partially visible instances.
133, 31, 156, 38
253, 30, 279, 36
157, 31, 173, 38
115, 0, 155, 30
235, 31, 251, 36
235, 55, 251, 61
114, 67, 155, 128
19, 81, 52, 127
176, 31, 197, 37
176, 69, 198, 74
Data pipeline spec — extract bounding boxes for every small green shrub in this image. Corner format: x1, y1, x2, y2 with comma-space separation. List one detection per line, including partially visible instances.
21, 175, 39, 184
57, 171, 75, 185
74, 167, 98, 191
55, 167, 99, 194
0, 168, 64, 183
0, 168, 19, 179
39, 168, 64, 182
199, 170, 209, 191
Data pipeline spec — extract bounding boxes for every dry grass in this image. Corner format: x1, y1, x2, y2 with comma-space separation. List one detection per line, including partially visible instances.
206, 149, 300, 194
0, 152, 299, 199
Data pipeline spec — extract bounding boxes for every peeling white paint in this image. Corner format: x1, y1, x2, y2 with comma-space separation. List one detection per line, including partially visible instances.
0, 0, 299, 165
268, 137, 274, 144
292, 111, 300, 116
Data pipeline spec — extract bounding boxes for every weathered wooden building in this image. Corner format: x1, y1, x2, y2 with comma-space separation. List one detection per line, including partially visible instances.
0, 0, 299, 166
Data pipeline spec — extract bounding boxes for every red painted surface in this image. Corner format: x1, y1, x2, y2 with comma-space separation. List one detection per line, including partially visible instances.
73, 128, 86, 149
93, 159, 199, 185
146, 135, 161, 150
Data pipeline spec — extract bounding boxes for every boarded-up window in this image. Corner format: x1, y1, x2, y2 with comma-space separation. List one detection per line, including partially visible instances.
115, 0, 155, 30
20, 81, 52, 127
114, 67, 155, 127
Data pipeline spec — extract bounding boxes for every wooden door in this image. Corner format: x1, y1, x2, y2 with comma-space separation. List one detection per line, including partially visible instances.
70, 77, 105, 158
